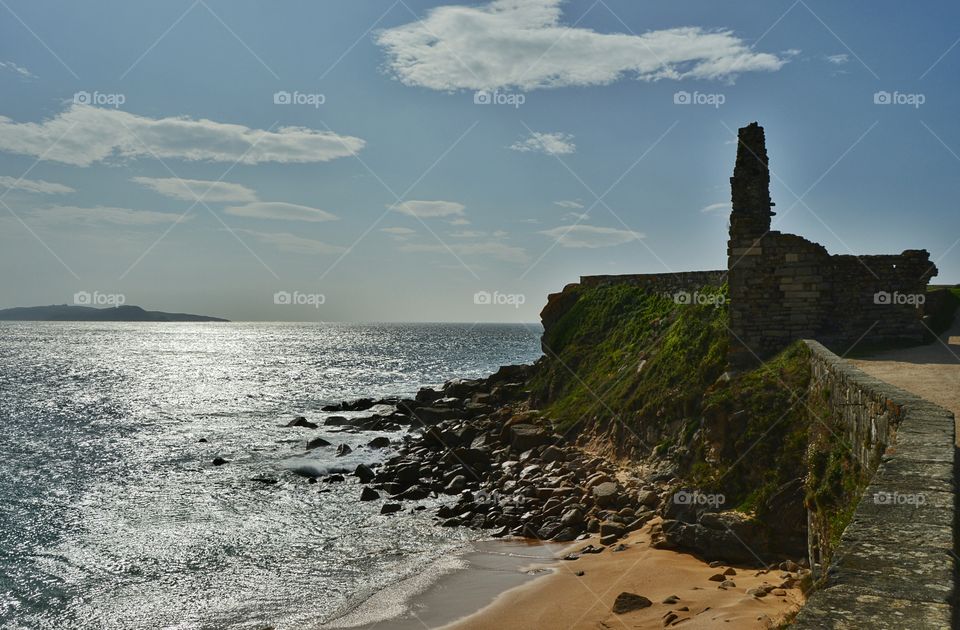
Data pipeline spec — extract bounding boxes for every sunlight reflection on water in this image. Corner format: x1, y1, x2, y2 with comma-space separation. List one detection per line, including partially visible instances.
0, 322, 541, 629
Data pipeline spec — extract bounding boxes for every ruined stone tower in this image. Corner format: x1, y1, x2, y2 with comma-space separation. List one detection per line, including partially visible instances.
727, 122, 937, 367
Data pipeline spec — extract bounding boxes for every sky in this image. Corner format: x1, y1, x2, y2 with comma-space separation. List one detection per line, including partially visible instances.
1, 0, 959, 322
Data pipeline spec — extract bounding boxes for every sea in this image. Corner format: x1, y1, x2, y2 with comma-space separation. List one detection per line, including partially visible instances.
0, 322, 544, 630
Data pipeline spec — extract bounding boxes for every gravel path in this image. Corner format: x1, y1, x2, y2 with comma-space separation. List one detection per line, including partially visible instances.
850, 315, 960, 445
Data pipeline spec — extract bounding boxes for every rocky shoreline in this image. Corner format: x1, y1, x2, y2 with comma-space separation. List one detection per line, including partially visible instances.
298, 363, 662, 545
272, 361, 811, 588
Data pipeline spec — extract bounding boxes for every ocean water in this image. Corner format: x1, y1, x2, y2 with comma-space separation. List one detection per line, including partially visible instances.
0, 322, 543, 630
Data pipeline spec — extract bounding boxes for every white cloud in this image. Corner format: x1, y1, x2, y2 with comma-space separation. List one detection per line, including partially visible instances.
236, 229, 346, 255
826, 54, 849, 65
448, 217, 470, 225
0, 175, 74, 195
399, 241, 529, 263
700, 202, 730, 213
540, 224, 643, 248
449, 230, 485, 238
0, 61, 35, 79
132, 176, 258, 203
390, 199, 465, 218
0, 104, 365, 167
225, 201, 338, 222
377, 0, 786, 91
381, 226, 416, 241
554, 199, 584, 209
29, 205, 188, 226
510, 132, 575, 155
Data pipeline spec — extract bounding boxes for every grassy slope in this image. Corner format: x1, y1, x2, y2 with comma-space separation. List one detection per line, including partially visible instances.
530, 283, 852, 542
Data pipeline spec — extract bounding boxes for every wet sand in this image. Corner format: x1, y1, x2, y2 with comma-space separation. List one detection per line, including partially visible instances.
443, 520, 803, 630
331, 519, 803, 630
321, 538, 569, 629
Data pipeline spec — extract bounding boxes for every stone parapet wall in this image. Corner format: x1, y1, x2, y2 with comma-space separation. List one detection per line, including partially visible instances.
793, 340, 956, 629
579, 270, 726, 293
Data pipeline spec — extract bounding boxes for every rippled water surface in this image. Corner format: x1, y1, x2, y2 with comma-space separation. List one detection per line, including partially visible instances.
0, 322, 543, 629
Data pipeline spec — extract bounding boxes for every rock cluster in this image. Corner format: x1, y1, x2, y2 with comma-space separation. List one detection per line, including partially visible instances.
310, 365, 664, 545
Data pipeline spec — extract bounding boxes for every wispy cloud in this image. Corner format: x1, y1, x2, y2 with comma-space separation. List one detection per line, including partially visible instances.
29, 205, 189, 226
540, 224, 643, 248
390, 200, 465, 218
132, 177, 258, 203
0, 61, 35, 79
554, 200, 584, 209
381, 226, 416, 240
0, 104, 365, 167
700, 202, 731, 213
399, 241, 529, 263
225, 202, 338, 222
0, 175, 74, 195
377, 0, 786, 91
236, 229, 347, 255
510, 131, 575, 155
825, 53, 849, 65
381, 226, 416, 234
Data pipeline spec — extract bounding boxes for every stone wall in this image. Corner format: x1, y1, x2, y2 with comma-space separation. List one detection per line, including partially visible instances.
579, 270, 726, 292
794, 340, 956, 629
727, 123, 937, 367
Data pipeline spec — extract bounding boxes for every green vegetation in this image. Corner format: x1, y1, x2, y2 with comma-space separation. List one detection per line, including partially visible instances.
529, 282, 864, 557
803, 389, 871, 569
697, 341, 812, 520
530, 283, 728, 435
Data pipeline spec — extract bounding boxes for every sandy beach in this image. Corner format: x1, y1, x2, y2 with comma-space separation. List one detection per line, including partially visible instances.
443, 519, 804, 630
336, 517, 804, 630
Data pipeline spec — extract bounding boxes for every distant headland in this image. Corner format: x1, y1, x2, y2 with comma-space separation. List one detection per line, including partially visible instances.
0, 305, 229, 322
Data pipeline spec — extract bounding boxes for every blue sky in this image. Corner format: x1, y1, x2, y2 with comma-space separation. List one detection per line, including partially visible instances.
1, 0, 958, 322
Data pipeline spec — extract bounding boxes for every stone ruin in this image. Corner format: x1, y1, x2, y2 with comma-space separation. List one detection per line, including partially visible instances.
547, 122, 938, 367
726, 122, 937, 366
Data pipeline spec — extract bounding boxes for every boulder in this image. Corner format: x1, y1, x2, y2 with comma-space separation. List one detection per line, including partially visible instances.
336, 444, 352, 457
306, 437, 331, 450
599, 520, 625, 538
285, 416, 318, 429
612, 592, 652, 614
444, 475, 467, 494
367, 436, 391, 449
380, 503, 402, 515
509, 424, 551, 452
212, 457, 228, 466
360, 487, 380, 501
592, 481, 619, 508
561, 508, 584, 527
355, 464, 376, 483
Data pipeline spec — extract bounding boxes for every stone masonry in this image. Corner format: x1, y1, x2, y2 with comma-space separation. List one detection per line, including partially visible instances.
727, 122, 937, 366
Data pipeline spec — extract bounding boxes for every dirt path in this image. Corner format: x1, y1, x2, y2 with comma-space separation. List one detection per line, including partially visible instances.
850, 314, 960, 445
